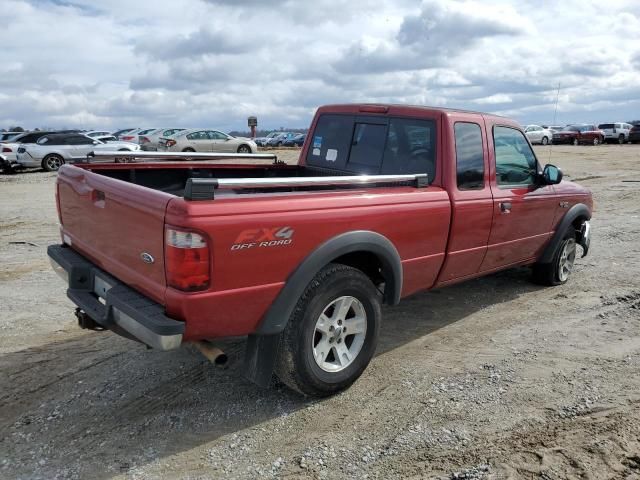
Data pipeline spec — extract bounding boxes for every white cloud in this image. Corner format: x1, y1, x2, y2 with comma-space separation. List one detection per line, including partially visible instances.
1, 0, 639, 131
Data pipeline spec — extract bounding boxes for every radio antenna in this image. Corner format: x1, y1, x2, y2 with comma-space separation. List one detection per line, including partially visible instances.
549, 82, 561, 163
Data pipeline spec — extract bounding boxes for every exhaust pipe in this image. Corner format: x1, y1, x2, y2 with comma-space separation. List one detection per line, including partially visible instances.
192, 341, 228, 366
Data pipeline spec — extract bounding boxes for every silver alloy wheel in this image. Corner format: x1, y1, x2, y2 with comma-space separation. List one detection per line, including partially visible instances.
46, 155, 63, 171
542, 136, 548, 145
312, 296, 367, 373
573, 138, 579, 146
238, 145, 250, 153
593, 137, 600, 146
558, 238, 577, 282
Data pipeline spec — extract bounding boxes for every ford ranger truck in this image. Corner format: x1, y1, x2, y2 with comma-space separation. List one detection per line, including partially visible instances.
48, 104, 592, 397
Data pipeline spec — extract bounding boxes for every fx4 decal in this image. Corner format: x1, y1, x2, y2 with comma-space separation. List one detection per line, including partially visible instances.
231, 227, 294, 250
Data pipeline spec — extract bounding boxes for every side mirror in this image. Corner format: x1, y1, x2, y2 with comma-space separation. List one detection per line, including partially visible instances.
542, 164, 563, 184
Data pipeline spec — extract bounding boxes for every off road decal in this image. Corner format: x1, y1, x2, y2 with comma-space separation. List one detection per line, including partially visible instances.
231, 227, 294, 250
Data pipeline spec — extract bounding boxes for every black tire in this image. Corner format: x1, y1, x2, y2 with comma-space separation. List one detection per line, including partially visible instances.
182, 147, 195, 152
274, 263, 382, 397
618, 134, 625, 145
42, 154, 64, 172
532, 229, 577, 286
237, 144, 251, 154
541, 136, 549, 145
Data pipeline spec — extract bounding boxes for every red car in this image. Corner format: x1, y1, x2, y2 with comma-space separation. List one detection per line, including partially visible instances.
552, 124, 605, 145
48, 104, 593, 396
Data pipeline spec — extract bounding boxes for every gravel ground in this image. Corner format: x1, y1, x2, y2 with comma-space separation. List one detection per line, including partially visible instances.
1, 145, 640, 479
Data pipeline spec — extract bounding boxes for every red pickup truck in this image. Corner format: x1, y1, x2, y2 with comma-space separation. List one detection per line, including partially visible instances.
48, 104, 592, 397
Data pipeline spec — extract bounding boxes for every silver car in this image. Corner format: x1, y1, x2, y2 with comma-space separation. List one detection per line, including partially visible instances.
158, 128, 257, 154
16, 133, 140, 171
140, 128, 186, 151
523, 125, 553, 145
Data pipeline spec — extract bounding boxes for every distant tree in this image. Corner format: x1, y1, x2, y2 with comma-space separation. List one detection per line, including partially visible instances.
8, 126, 25, 132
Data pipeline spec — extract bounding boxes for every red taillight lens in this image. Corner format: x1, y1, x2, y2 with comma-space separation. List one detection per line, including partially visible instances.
166, 139, 177, 147
140, 136, 150, 144
121, 135, 134, 141
2, 147, 12, 153
165, 227, 210, 291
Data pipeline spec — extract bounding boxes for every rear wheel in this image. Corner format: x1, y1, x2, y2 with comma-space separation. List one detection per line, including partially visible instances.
275, 264, 381, 397
532, 229, 577, 286
42, 154, 64, 172
593, 137, 600, 146
573, 138, 579, 146
237, 144, 251, 154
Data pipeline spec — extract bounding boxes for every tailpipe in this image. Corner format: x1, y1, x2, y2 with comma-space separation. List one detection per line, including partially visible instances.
192, 341, 228, 366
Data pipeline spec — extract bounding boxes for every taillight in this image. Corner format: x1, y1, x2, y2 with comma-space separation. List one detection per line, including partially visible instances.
165, 227, 210, 291
2, 147, 12, 153
166, 139, 177, 147
140, 136, 150, 144
121, 135, 134, 141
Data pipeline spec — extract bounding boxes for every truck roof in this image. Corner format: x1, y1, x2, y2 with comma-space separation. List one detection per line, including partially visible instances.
316, 103, 510, 122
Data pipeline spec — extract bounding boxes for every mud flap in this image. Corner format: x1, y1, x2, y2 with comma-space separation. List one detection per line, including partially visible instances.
243, 333, 280, 387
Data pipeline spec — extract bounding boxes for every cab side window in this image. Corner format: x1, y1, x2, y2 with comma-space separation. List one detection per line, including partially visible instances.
454, 122, 484, 190
493, 126, 538, 187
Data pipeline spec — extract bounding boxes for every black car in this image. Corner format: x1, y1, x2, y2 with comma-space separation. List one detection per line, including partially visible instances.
629, 122, 640, 144
283, 133, 306, 147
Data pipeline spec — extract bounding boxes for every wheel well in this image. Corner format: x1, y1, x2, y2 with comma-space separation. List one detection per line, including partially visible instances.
572, 216, 588, 238
332, 251, 385, 291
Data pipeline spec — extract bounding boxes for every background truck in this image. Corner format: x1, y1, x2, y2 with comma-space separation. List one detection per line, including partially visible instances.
48, 104, 592, 397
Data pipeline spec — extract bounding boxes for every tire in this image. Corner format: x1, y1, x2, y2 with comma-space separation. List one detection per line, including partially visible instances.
593, 137, 600, 146
532, 229, 577, 286
573, 138, 579, 146
237, 144, 251, 154
42, 154, 64, 172
277, 141, 283, 147
182, 147, 195, 152
274, 263, 382, 397
618, 134, 625, 145
541, 136, 549, 146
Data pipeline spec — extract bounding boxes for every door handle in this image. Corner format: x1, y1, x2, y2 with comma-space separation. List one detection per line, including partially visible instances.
500, 202, 512, 213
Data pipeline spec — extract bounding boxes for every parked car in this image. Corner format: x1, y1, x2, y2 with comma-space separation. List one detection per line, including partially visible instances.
546, 125, 565, 133
552, 125, 604, 145
283, 133, 306, 147
0, 131, 23, 142
113, 128, 137, 139
119, 128, 158, 144
597, 122, 633, 144
523, 125, 553, 145
140, 128, 186, 151
629, 122, 640, 144
16, 133, 140, 171
266, 132, 297, 147
158, 129, 257, 153
48, 103, 592, 397
0, 130, 64, 168
85, 130, 113, 138
254, 132, 284, 146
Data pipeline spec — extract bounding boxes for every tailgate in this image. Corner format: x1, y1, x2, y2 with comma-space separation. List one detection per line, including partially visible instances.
57, 165, 174, 304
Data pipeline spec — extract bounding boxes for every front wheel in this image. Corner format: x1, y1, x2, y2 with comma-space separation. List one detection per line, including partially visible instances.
237, 144, 251, 154
532, 229, 577, 286
573, 138, 579, 146
42, 154, 64, 172
593, 137, 600, 146
541, 136, 549, 145
275, 264, 381, 397
618, 134, 625, 145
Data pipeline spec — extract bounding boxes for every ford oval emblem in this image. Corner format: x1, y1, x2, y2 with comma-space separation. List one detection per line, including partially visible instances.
140, 252, 155, 264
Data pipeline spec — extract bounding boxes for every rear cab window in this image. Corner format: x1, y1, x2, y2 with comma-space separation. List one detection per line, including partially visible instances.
454, 122, 484, 190
306, 114, 436, 182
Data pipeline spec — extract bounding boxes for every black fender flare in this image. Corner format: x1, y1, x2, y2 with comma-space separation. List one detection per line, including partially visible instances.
538, 203, 591, 264
257, 230, 402, 335
243, 230, 402, 387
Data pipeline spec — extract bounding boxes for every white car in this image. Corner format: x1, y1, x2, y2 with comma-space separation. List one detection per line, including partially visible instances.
597, 122, 633, 144
16, 133, 140, 171
523, 125, 553, 145
118, 128, 158, 144
158, 128, 257, 154
139, 128, 186, 151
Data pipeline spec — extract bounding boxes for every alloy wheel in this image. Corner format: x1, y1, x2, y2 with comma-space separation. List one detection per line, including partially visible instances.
558, 238, 577, 282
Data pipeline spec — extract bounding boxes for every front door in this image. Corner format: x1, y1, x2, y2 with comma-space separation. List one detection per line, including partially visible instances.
480, 124, 557, 271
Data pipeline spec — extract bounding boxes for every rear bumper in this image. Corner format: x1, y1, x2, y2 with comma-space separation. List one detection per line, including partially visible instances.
47, 244, 184, 350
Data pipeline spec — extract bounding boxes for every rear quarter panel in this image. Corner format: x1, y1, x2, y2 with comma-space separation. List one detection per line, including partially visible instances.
164, 187, 451, 340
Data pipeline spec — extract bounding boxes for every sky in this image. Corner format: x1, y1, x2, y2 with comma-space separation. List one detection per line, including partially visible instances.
1, 0, 639, 132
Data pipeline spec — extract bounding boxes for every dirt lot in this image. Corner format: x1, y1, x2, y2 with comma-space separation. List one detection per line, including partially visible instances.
1, 145, 639, 479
